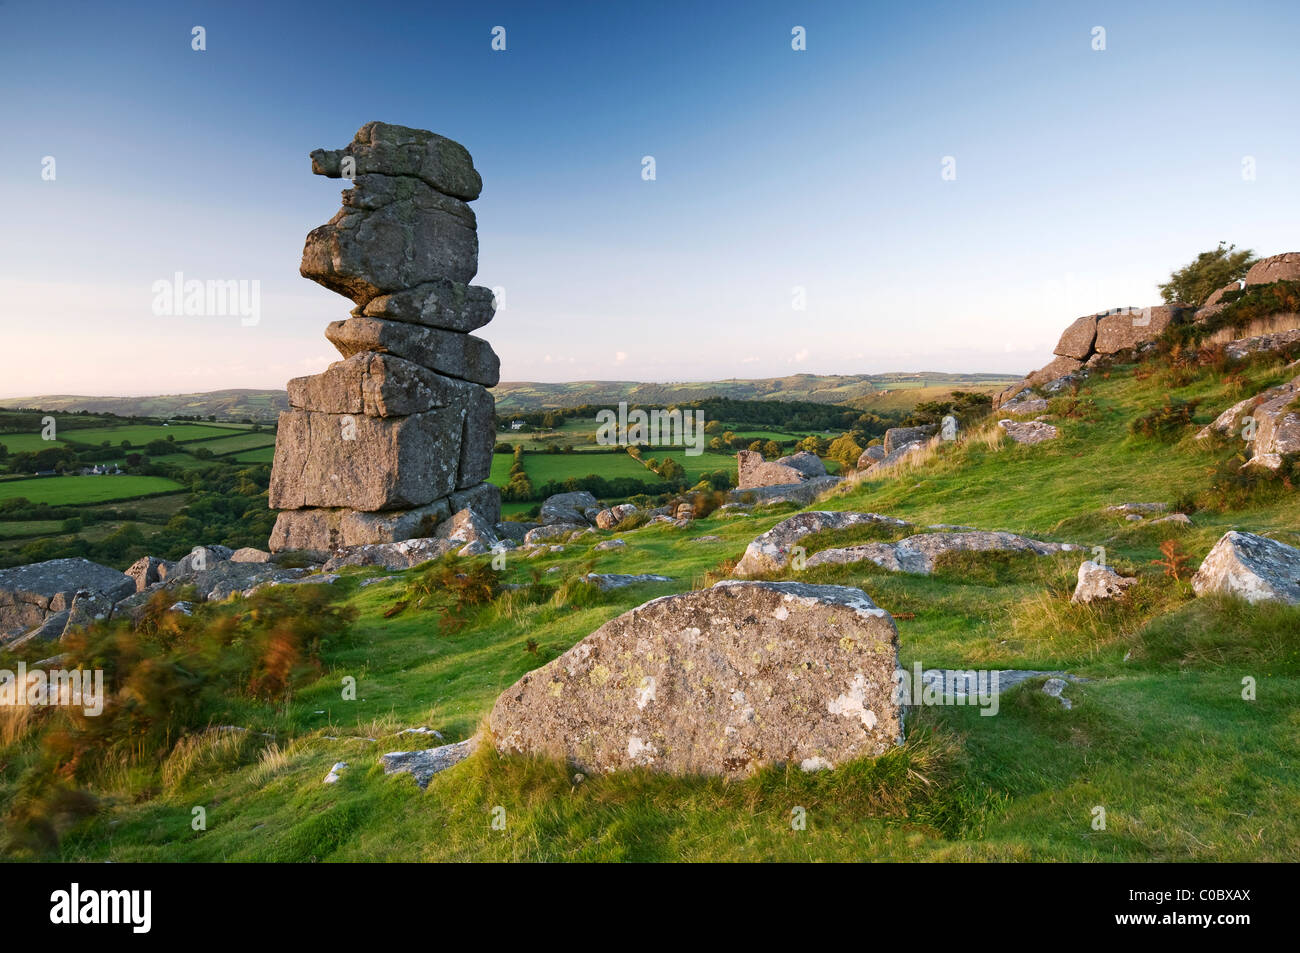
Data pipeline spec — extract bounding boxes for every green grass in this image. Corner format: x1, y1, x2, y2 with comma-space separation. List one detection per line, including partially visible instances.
5, 354, 1300, 862
231, 447, 275, 464
0, 433, 66, 453
192, 432, 277, 455
0, 474, 183, 505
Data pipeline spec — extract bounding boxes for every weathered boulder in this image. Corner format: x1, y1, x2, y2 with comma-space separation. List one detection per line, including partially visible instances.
883, 426, 934, 454
0, 558, 134, 640
1191, 531, 1300, 605
735, 510, 910, 577
773, 451, 827, 479
524, 522, 586, 545
359, 279, 495, 333
125, 555, 169, 592
1244, 252, 1300, 286
593, 538, 626, 552
435, 507, 498, 548
736, 450, 806, 489
856, 445, 886, 468
726, 475, 842, 506
539, 491, 598, 526
310, 120, 483, 202
494, 520, 537, 542
268, 407, 464, 511
998, 419, 1060, 445
324, 317, 500, 388
804, 530, 1077, 575
1054, 315, 1098, 360
1244, 377, 1300, 470
301, 174, 478, 304
448, 481, 501, 526
1094, 305, 1189, 354
865, 440, 926, 472
166, 544, 235, 578
229, 548, 273, 563
1223, 329, 1300, 361
1071, 561, 1137, 603
1001, 391, 1049, 416
287, 352, 473, 418
1026, 355, 1083, 388
489, 581, 903, 776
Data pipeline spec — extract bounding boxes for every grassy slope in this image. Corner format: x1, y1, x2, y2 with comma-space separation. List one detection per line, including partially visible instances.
12, 356, 1300, 862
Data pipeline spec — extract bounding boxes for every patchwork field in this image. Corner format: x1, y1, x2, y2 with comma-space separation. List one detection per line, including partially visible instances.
0, 474, 183, 505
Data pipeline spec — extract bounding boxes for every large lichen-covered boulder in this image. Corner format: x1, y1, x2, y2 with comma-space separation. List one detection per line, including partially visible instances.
325, 316, 500, 388
288, 352, 474, 418
309, 120, 483, 202
1094, 304, 1190, 354
489, 581, 903, 776
726, 475, 842, 507
773, 450, 827, 479
539, 491, 599, 526
1192, 531, 1300, 605
998, 419, 1060, 445
0, 558, 134, 640
268, 406, 465, 511
883, 425, 935, 454
301, 175, 479, 304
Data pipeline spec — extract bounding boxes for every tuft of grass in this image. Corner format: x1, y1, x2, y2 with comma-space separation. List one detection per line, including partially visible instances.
1130, 595, 1300, 673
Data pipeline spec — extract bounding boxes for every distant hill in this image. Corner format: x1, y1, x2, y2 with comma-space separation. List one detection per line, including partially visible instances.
2, 373, 1019, 419
492, 372, 1018, 411
0, 390, 290, 421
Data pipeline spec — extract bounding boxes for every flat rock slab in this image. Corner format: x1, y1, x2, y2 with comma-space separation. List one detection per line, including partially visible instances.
735, 510, 911, 577
325, 317, 500, 388
381, 737, 478, 789
1192, 531, 1300, 605
582, 573, 673, 590
288, 352, 476, 418
0, 558, 134, 640
489, 580, 903, 776
269, 499, 452, 552
323, 537, 458, 571
999, 419, 1060, 444
805, 530, 1078, 575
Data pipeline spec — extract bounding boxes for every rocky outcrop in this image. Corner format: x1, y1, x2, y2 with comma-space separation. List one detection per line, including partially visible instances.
1196, 375, 1300, 469
856, 445, 886, 468
1053, 315, 1097, 360
773, 450, 827, 479
269, 122, 499, 552
1025, 355, 1083, 388
883, 426, 935, 454
0, 558, 134, 641
999, 389, 1049, 417
734, 511, 910, 576
1191, 531, 1300, 605
488, 581, 903, 776
1071, 561, 1136, 603
540, 491, 599, 526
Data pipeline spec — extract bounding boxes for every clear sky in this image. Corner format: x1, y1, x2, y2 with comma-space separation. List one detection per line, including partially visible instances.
2, 0, 1297, 397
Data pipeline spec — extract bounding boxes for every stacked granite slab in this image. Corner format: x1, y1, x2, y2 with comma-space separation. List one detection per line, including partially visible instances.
269, 122, 500, 552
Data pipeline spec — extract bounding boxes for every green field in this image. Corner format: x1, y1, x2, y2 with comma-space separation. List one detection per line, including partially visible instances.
58, 423, 244, 446
231, 447, 276, 464
0, 474, 183, 505
0, 433, 67, 453
194, 432, 278, 455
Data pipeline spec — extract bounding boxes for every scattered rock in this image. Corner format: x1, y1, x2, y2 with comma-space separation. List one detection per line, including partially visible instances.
489, 581, 903, 776
856, 445, 886, 468
381, 737, 478, 789
524, 522, 585, 545
323, 762, 348, 784
1105, 502, 1168, 515
229, 548, 273, 563
883, 425, 935, 454
125, 555, 169, 591
593, 539, 626, 551
1071, 561, 1137, 603
1041, 678, 1073, 709
323, 537, 456, 571
726, 475, 842, 507
540, 491, 599, 526
804, 530, 1077, 575
1191, 531, 1300, 605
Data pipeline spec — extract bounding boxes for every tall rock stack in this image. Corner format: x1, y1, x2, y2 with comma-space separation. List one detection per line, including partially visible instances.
268, 122, 500, 552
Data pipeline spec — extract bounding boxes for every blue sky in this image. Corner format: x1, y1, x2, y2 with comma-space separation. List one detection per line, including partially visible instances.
2, 0, 1297, 396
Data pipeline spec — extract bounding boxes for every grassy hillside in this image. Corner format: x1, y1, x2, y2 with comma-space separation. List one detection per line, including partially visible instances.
3, 351, 1298, 861
1, 390, 289, 421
